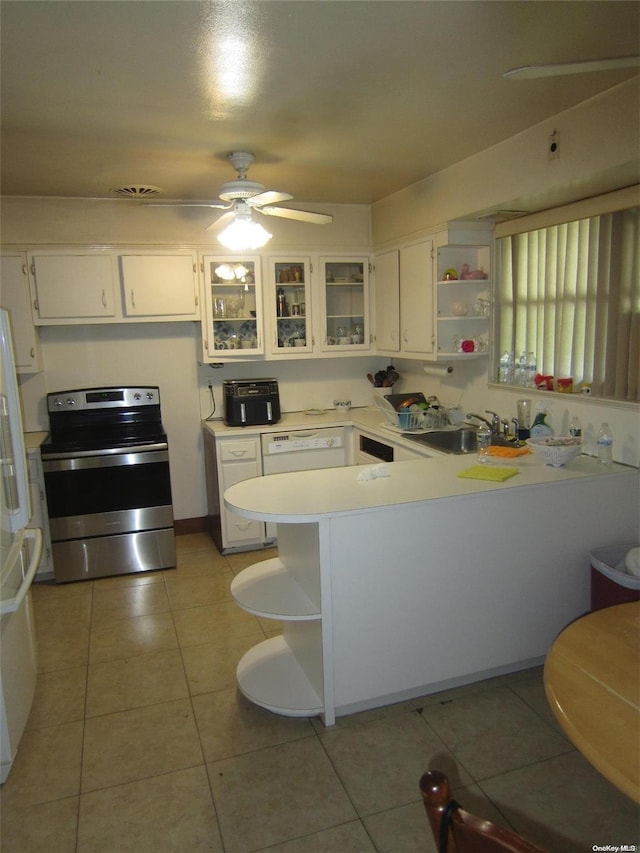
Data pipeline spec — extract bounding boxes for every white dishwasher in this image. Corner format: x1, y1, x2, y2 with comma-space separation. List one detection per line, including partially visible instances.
261, 427, 347, 540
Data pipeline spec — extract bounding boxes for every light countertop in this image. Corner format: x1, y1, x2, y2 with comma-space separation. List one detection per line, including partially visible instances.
24, 431, 48, 450
224, 450, 634, 523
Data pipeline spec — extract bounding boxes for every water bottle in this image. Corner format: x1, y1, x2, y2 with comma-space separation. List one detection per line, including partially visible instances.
526, 352, 537, 388
597, 423, 613, 465
477, 423, 491, 463
516, 351, 527, 386
498, 351, 513, 383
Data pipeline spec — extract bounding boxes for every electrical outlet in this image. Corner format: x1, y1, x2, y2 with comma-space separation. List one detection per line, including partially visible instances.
548, 129, 560, 161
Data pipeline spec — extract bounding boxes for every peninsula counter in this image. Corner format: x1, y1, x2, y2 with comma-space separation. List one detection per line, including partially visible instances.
225, 455, 638, 725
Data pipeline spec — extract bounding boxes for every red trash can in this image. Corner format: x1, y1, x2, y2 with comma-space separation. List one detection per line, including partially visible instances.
590, 544, 640, 611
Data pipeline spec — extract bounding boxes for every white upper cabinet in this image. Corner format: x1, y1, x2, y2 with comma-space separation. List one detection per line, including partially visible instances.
27, 249, 200, 324
372, 224, 492, 361
266, 257, 313, 357
118, 253, 199, 318
373, 249, 400, 352
320, 257, 370, 354
399, 240, 434, 356
0, 252, 42, 372
29, 251, 117, 322
200, 256, 264, 361
374, 240, 434, 358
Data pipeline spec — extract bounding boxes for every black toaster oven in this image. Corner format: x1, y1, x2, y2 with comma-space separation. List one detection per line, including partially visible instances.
223, 378, 281, 427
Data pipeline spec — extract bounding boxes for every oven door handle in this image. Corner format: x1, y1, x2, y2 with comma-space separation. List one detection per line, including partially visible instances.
42, 442, 168, 460
42, 448, 169, 472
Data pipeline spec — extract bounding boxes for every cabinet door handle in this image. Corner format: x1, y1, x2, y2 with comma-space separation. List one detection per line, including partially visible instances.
130, 289, 136, 309
102, 289, 107, 309
230, 449, 248, 457
30, 347, 35, 358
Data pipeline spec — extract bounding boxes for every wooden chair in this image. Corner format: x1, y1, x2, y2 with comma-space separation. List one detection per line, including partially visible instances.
420, 770, 547, 853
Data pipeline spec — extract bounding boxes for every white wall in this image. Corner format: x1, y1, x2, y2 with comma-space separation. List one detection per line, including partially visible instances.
372, 78, 639, 245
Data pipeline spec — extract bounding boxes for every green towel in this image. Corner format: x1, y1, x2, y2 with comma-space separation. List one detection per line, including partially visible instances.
457, 465, 519, 482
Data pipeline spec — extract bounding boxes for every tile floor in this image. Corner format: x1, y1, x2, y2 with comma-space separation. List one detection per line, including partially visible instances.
1, 533, 638, 852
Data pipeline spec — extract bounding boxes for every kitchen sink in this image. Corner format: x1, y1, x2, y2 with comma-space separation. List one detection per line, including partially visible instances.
409, 428, 478, 454
409, 428, 523, 455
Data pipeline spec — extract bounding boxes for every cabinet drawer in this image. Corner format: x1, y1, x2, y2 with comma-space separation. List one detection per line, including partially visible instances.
220, 440, 258, 462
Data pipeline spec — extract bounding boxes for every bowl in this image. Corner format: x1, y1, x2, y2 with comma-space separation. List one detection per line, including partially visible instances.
526, 436, 583, 467
334, 400, 351, 412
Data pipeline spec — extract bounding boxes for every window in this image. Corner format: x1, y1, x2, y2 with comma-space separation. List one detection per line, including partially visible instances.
495, 202, 639, 403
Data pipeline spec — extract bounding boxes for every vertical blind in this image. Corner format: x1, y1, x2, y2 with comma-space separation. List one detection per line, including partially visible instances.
497, 207, 639, 402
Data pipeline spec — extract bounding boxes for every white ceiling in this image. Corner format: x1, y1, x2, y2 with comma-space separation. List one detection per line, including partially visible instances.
1, 0, 638, 213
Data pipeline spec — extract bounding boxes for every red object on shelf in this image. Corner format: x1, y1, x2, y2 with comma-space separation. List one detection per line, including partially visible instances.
535, 373, 554, 391
461, 339, 475, 353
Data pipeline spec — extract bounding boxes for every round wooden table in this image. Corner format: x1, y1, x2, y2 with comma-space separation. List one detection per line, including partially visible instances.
544, 601, 640, 802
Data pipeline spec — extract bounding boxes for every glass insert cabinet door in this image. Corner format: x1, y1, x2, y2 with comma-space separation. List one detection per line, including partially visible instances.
269, 258, 312, 354
321, 258, 369, 351
203, 257, 263, 356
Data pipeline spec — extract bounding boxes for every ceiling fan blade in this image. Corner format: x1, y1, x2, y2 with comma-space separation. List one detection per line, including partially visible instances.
504, 55, 640, 80
141, 201, 231, 209
248, 190, 294, 207
205, 211, 235, 232
259, 206, 333, 225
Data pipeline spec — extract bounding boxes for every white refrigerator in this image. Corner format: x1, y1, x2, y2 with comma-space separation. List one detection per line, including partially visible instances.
0, 307, 42, 784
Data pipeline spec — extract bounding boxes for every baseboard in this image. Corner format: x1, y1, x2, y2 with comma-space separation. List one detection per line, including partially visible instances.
174, 517, 208, 536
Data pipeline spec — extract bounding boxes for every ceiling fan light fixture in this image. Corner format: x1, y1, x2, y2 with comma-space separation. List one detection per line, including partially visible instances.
217, 215, 272, 250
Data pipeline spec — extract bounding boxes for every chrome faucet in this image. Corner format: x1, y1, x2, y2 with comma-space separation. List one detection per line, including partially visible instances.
466, 413, 493, 431
485, 410, 502, 434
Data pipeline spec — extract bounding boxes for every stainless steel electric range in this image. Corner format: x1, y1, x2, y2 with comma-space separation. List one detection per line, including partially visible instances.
40, 386, 176, 583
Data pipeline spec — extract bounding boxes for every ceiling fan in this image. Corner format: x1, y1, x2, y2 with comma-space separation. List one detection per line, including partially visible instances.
504, 54, 640, 80
148, 151, 333, 236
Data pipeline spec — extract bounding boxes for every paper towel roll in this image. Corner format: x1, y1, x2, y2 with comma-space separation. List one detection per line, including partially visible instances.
423, 363, 454, 376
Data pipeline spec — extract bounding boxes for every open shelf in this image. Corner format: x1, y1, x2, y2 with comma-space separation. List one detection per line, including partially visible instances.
230, 557, 321, 620
236, 636, 324, 717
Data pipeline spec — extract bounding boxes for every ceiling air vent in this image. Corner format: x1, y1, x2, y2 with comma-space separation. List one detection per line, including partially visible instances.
110, 185, 163, 199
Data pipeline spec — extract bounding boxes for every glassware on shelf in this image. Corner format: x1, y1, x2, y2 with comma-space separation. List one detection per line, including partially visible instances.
226, 295, 241, 318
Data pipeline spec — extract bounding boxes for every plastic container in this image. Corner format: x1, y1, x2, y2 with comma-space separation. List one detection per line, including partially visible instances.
477, 423, 491, 463
590, 543, 640, 611
597, 422, 613, 465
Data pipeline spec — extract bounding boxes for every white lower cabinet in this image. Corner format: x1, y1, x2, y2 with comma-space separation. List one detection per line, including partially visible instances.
204, 430, 266, 553
231, 523, 326, 718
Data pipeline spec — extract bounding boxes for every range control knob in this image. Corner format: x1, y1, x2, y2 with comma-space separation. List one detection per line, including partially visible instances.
66, 397, 76, 406
133, 392, 141, 401
146, 392, 154, 400
54, 398, 63, 407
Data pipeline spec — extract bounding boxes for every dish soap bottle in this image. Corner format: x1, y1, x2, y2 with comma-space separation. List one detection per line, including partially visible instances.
597, 422, 613, 465
530, 408, 553, 437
